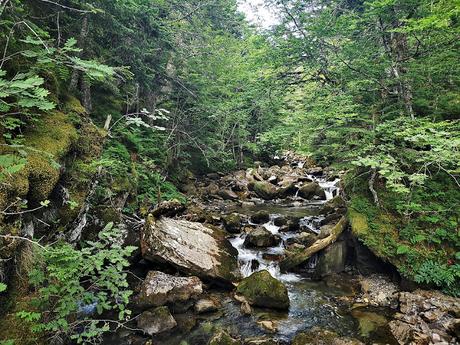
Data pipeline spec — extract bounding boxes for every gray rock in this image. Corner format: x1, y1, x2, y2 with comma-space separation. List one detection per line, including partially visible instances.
141, 217, 241, 285
209, 330, 242, 345
244, 227, 281, 248
315, 241, 347, 277
253, 181, 278, 200
298, 182, 326, 200
151, 199, 185, 218
223, 213, 242, 233
136, 271, 202, 309
388, 289, 460, 345
218, 189, 239, 201
360, 274, 399, 308
137, 306, 177, 336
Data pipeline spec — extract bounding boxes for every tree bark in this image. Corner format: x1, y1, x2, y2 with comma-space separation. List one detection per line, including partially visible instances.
69, 16, 88, 91
280, 217, 348, 271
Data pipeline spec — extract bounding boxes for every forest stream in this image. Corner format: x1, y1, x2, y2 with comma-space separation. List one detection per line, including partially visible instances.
102, 154, 428, 345
1, 1, 459, 345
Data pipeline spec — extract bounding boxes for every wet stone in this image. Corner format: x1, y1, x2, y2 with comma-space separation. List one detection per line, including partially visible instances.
137, 306, 177, 336
250, 211, 270, 224
244, 227, 281, 248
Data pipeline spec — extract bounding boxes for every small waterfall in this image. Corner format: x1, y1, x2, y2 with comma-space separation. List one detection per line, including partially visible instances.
307, 253, 319, 269
299, 215, 324, 234
319, 178, 340, 201
229, 174, 339, 283
230, 214, 301, 282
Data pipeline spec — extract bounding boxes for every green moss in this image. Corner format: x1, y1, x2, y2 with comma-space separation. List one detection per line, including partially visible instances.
236, 270, 289, 310
23, 111, 78, 202
63, 95, 86, 116
0, 294, 43, 345
348, 209, 369, 236
346, 172, 460, 296
57, 119, 106, 226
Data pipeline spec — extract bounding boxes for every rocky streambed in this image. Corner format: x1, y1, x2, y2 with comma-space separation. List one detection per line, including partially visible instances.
107, 154, 460, 345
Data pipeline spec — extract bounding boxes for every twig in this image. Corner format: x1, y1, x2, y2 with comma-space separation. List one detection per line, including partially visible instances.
0, 235, 47, 250
38, 0, 91, 13
369, 168, 380, 207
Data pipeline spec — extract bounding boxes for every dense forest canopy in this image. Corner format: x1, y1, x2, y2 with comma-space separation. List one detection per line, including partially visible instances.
0, 0, 459, 344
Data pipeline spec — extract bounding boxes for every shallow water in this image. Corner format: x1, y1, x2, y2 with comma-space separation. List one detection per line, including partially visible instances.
152, 277, 396, 345
111, 176, 397, 345
151, 177, 396, 345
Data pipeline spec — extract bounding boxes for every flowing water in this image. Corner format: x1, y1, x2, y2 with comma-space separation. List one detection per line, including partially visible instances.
214, 175, 397, 344
114, 175, 397, 345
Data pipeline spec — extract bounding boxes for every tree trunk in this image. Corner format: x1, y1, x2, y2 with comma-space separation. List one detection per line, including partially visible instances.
69, 16, 89, 92
280, 217, 348, 271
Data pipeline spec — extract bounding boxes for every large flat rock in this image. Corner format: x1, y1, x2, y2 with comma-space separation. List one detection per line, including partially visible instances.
141, 216, 241, 285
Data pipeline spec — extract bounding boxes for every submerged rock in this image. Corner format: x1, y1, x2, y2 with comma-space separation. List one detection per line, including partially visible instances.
244, 227, 281, 248
209, 329, 242, 345
137, 306, 177, 336
257, 320, 278, 333
253, 181, 278, 200
292, 327, 364, 345
351, 308, 388, 338
298, 182, 326, 200
194, 297, 221, 314
135, 271, 203, 309
236, 270, 289, 310
141, 216, 241, 285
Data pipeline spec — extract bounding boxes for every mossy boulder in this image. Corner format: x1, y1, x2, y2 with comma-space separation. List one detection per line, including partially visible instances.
253, 181, 278, 200
236, 270, 289, 310
0, 111, 78, 212
223, 213, 242, 233
321, 196, 346, 214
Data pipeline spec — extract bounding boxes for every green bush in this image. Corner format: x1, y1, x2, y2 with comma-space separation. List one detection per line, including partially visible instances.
18, 222, 136, 344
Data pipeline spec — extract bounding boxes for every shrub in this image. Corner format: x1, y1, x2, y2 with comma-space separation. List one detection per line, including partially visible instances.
18, 222, 136, 344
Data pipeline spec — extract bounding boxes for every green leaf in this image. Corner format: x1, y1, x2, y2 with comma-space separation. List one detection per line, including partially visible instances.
396, 245, 410, 255
0, 283, 7, 293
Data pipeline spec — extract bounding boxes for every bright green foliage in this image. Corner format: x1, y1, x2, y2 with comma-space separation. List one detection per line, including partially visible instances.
260, 0, 460, 294
20, 222, 136, 344
0, 283, 6, 293
348, 174, 460, 295
0, 154, 27, 181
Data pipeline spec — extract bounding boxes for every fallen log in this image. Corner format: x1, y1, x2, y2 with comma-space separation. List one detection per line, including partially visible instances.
280, 216, 348, 272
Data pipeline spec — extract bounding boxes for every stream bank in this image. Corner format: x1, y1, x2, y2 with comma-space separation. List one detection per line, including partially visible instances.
106, 153, 459, 345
